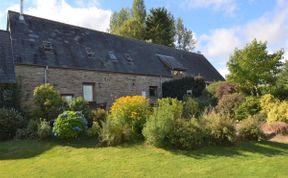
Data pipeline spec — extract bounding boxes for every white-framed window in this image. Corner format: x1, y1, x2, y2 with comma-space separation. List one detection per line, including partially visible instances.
83, 83, 94, 102
61, 94, 74, 103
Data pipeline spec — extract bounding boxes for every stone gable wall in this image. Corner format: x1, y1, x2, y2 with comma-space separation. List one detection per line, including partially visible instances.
16, 65, 171, 109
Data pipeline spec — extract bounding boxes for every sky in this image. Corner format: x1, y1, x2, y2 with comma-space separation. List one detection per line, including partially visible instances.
0, 0, 287, 77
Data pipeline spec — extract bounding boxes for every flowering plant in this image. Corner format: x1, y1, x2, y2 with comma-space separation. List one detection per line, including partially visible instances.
53, 111, 88, 139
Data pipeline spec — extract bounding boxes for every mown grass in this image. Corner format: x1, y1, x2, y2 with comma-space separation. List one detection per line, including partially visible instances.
0, 139, 288, 178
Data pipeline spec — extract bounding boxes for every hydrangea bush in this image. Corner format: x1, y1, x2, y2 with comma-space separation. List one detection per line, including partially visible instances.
53, 111, 88, 139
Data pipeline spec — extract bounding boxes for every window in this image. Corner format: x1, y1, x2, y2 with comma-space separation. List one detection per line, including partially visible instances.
42, 41, 53, 51
124, 53, 133, 62
83, 83, 94, 102
149, 86, 158, 97
108, 51, 117, 60
86, 47, 95, 58
61, 94, 74, 103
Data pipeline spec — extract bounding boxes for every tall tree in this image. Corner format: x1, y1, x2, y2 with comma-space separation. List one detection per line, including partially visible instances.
227, 39, 284, 96
145, 7, 176, 47
276, 61, 288, 89
109, 0, 146, 40
175, 18, 196, 52
132, 0, 146, 23
109, 8, 131, 34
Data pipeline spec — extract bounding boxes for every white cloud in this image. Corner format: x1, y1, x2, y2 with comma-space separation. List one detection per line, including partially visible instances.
198, 0, 288, 77
6, 0, 112, 32
181, 0, 237, 15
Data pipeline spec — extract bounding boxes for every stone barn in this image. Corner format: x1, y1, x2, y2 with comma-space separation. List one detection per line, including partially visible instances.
0, 11, 224, 109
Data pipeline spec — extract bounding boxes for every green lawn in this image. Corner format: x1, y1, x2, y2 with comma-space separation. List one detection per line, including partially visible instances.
0, 139, 288, 178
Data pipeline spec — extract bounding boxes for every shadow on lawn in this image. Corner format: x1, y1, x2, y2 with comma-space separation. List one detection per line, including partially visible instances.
1, 139, 287, 160
0, 138, 100, 160
167, 141, 288, 159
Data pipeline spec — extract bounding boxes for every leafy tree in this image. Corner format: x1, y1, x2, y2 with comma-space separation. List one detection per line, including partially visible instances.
227, 39, 283, 96
145, 7, 176, 47
175, 18, 196, 52
132, 0, 146, 23
277, 61, 288, 89
109, 0, 146, 40
109, 8, 132, 34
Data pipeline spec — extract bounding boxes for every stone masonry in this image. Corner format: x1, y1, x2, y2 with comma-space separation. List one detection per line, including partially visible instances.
16, 65, 171, 109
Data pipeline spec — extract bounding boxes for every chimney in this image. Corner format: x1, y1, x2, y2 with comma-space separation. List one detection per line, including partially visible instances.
19, 0, 24, 21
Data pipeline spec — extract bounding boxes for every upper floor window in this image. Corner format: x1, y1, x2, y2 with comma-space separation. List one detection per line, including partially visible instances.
42, 41, 53, 51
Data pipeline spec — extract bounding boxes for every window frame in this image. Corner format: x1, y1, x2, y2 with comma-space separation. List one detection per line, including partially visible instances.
61, 94, 74, 103
82, 82, 95, 102
149, 86, 158, 97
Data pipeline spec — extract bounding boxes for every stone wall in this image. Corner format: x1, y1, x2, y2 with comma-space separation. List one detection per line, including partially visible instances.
16, 65, 171, 109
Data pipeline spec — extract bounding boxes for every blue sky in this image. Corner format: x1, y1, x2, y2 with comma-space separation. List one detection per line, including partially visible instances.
0, 0, 287, 77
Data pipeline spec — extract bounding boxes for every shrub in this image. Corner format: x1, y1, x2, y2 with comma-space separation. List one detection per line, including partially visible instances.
0, 108, 26, 140
100, 120, 133, 146
238, 116, 264, 140
33, 84, 63, 121
260, 94, 288, 123
169, 119, 207, 150
0, 83, 21, 110
37, 120, 52, 139
207, 81, 225, 97
69, 97, 92, 126
267, 101, 288, 123
87, 122, 101, 138
53, 111, 88, 139
261, 122, 288, 135
110, 96, 150, 136
15, 119, 39, 139
202, 111, 236, 145
162, 76, 206, 100
234, 96, 261, 121
215, 82, 238, 99
182, 97, 200, 119
143, 98, 183, 146
216, 93, 245, 119
91, 108, 107, 125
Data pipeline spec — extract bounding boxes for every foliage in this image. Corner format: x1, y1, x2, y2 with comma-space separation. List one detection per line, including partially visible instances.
260, 94, 288, 123
276, 61, 288, 90
234, 96, 260, 121
207, 81, 225, 96
194, 90, 217, 109
0, 83, 21, 110
100, 120, 133, 146
69, 97, 92, 127
216, 93, 245, 119
91, 108, 107, 125
175, 18, 196, 52
87, 122, 101, 138
53, 111, 88, 139
215, 82, 238, 99
202, 111, 236, 145
109, 0, 146, 40
162, 76, 206, 100
15, 119, 39, 139
0, 108, 25, 140
33, 84, 63, 121
145, 7, 175, 47
261, 122, 288, 135
182, 97, 199, 119
227, 39, 284, 96
37, 120, 52, 139
143, 98, 183, 146
238, 116, 263, 141
110, 96, 150, 135
169, 119, 207, 150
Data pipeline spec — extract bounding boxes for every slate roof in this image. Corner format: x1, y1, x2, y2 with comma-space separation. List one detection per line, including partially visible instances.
7, 11, 224, 81
0, 30, 16, 84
